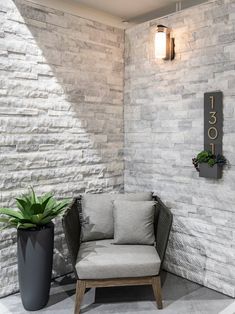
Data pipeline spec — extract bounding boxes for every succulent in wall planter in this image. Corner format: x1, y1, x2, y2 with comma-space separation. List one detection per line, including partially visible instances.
0, 188, 70, 311
192, 150, 227, 179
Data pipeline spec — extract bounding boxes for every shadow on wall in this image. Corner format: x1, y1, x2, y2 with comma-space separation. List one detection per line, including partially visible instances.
3, 0, 124, 200
0, 0, 124, 296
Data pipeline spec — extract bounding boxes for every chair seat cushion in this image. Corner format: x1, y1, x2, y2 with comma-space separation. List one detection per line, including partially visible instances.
75, 239, 161, 279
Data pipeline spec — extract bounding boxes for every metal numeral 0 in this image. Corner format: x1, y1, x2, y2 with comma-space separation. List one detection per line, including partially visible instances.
208, 126, 218, 140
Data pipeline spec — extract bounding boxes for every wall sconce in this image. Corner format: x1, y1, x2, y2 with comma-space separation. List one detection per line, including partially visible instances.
155, 25, 175, 60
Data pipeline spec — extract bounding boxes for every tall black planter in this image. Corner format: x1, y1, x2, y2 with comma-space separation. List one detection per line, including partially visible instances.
17, 223, 54, 311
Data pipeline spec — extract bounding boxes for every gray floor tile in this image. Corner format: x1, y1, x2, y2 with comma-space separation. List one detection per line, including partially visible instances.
0, 272, 233, 314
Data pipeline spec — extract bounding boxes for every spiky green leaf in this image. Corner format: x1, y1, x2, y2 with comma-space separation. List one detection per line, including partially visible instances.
40, 215, 55, 225
30, 214, 44, 224
0, 208, 24, 220
41, 195, 53, 211
40, 192, 53, 204
17, 223, 37, 229
30, 187, 38, 204
0, 217, 11, 224
15, 198, 31, 218
30, 203, 44, 215
0, 188, 70, 230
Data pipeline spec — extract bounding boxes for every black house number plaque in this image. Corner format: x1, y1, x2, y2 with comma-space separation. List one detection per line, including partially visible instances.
204, 91, 223, 155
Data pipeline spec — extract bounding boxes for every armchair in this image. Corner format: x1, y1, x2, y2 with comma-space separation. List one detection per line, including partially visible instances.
62, 193, 172, 313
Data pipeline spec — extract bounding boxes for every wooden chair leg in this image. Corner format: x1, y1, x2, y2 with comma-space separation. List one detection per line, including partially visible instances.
152, 276, 163, 309
74, 280, 86, 314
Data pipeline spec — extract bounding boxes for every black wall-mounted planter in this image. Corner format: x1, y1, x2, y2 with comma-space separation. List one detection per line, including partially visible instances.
17, 223, 54, 311
199, 163, 222, 179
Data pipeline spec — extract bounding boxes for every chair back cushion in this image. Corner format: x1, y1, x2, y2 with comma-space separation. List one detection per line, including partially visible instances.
81, 192, 152, 241
113, 200, 155, 245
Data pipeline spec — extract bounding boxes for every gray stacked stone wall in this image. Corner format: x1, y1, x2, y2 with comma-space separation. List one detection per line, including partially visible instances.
0, 0, 124, 297
124, 0, 235, 297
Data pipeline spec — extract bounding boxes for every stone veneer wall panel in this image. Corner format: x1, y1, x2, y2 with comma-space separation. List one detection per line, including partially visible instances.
0, 0, 124, 297
124, 0, 235, 297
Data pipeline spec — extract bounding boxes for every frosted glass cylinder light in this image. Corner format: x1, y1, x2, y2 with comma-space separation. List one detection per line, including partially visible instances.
155, 31, 167, 59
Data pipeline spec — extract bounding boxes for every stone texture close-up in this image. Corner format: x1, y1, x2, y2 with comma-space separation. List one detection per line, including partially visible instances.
0, 0, 124, 298
124, 0, 235, 298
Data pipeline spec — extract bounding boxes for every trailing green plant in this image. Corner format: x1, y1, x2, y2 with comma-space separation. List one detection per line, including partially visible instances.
0, 188, 70, 230
192, 150, 227, 172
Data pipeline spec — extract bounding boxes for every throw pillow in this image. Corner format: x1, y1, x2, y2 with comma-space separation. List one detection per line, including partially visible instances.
113, 200, 155, 245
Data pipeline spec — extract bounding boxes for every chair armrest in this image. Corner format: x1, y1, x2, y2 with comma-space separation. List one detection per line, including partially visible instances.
153, 194, 173, 268
62, 197, 82, 279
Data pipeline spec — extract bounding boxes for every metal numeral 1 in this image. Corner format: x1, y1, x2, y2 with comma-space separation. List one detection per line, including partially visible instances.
210, 143, 215, 154
210, 96, 214, 109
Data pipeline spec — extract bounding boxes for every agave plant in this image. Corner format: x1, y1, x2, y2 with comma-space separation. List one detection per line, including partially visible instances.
0, 188, 70, 230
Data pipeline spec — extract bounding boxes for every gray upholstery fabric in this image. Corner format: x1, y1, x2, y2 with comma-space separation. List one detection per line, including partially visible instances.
76, 239, 161, 279
113, 200, 155, 245
115, 192, 152, 201
81, 192, 153, 241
